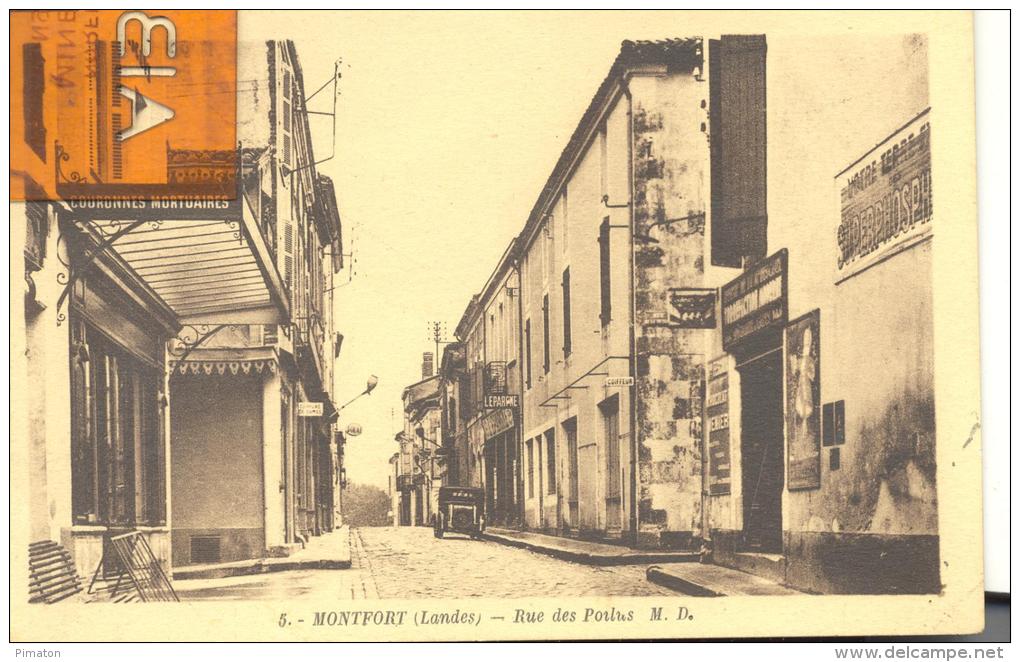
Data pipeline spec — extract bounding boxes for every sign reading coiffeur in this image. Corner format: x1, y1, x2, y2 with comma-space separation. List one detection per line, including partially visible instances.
835, 109, 932, 279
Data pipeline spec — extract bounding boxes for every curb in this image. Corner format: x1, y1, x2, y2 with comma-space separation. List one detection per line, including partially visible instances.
481, 532, 700, 567
172, 557, 352, 580
645, 565, 722, 596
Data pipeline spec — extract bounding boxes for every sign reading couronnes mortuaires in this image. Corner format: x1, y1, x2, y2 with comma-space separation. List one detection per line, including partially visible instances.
721, 249, 788, 351
835, 108, 932, 280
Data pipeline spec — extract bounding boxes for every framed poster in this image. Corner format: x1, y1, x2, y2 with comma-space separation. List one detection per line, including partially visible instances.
786, 309, 821, 490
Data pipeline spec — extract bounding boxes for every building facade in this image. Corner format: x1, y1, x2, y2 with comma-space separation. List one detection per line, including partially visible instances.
393, 372, 445, 526
438, 35, 937, 593
454, 245, 523, 528
168, 40, 344, 566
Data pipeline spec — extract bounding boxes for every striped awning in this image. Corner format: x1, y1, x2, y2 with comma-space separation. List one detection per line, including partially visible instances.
85, 197, 288, 326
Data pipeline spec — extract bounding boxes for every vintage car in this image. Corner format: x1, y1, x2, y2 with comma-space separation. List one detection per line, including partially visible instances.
434, 486, 485, 539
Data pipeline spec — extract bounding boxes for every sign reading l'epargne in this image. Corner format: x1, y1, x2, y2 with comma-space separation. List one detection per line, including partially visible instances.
11, 10, 237, 202
835, 108, 932, 279
720, 249, 788, 351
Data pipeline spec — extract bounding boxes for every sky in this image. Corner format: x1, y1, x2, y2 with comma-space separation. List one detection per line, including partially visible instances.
240, 10, 717, 490
237, 11, 936, 491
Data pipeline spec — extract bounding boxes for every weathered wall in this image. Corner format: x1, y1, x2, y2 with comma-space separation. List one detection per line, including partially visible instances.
629, 67, 711, 549
700, 34, 935, 593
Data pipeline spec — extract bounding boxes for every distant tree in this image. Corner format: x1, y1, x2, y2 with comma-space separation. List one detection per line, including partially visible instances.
341, 483, 392, 527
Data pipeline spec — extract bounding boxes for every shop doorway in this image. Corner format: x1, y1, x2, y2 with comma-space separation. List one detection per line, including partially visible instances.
738, 349, 784, 553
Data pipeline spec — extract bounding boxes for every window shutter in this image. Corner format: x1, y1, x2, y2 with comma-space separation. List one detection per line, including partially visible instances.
542, 294, 550, 373
710, 34, 767, 268
561, 267, 571, 356
599, 218, 611, 325
283, 217, 295, 291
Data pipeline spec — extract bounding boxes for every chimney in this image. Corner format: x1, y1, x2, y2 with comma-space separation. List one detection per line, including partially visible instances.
422, 351, 434, 379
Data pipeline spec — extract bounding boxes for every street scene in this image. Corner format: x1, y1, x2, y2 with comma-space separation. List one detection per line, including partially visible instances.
176, 527, 676, 600
13, 11, 972, 629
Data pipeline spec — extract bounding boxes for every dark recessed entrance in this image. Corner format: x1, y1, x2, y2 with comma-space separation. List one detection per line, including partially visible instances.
738, 345, 784, 553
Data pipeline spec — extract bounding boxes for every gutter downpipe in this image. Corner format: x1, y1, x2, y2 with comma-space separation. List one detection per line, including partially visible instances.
622, 73, 640, 547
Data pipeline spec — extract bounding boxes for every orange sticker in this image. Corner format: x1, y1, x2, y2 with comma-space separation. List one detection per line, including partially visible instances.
11, 10, 237, 201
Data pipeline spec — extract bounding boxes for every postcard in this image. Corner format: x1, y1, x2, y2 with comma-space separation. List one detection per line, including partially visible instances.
10, 9, 983, 641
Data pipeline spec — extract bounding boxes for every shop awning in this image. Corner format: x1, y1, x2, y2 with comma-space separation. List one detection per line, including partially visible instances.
84, 196, 288, 326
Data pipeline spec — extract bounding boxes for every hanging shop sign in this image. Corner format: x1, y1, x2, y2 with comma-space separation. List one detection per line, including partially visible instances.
484, 361, 507, 396
345, 423, 363, 437
668, 288, 717, 328
705, 357, 731, 496
721, 249, 788, 351
835, 109, 932, 281
480, 406, 515, 437
786, 309, 821, 490
605, 377, 635, 387
297, 401, 323, 417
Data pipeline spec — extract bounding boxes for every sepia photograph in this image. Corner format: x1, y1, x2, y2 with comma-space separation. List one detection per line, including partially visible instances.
9, 7, 993, 646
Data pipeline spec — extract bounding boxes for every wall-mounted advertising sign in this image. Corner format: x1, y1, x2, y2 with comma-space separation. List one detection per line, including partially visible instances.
721, 249, 788, 351
786, 309, 821, 491
668, 289, 716, 328
297, 402, 323, 417
605, 377, 635, 387
835, 109, 932, 280
705, 358, 731, 496
483, 394, 519, 410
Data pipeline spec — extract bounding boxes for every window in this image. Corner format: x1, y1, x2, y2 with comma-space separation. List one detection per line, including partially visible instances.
542, 294, 550, 373
449, 397, 457, 431
70, 322, 165, 526
524, 319, 532, 389
526, 439, 534, 498
709, 34, 768, 267
599, 218, 611, 326
561, 267, 572, 357
545, 429, 557, 494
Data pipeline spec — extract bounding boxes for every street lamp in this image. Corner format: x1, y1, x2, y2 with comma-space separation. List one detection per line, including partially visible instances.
340, 374, 379, 410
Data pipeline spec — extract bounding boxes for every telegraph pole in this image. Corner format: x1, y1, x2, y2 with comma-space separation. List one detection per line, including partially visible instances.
425, 321, 454, 372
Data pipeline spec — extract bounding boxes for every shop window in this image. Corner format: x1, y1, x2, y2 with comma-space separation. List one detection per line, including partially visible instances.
70, 322, 165, 526
709, 34, 768, 268
823, 399, 846, 471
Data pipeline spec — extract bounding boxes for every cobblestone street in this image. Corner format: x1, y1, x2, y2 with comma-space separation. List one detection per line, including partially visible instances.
175, 527, 677, 601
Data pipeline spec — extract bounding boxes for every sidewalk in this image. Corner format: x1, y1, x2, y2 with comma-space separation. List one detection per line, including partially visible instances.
482, 527, 700, 566
646, 562, 802, 596
172, 526, 352, 580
